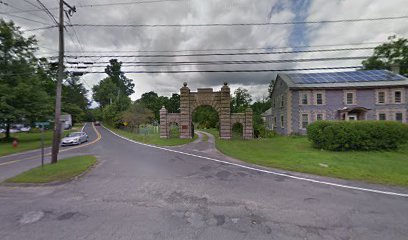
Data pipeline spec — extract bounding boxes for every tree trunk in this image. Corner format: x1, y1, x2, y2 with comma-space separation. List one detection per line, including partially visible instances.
5, 121, 10, 139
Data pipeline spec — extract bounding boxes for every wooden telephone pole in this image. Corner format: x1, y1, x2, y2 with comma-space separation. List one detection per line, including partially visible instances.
50, 0, 65, 164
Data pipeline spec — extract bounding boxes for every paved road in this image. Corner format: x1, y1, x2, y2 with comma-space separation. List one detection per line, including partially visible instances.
0, 124, 407, 240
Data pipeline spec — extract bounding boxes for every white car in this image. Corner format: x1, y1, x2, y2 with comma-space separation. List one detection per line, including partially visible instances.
9, 128, 20, 133
20, 126, 31, 132
61, 132, 88, 146
0, 129, 5, 134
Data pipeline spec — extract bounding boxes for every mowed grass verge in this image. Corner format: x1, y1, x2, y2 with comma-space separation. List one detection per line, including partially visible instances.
5, 155, 97, 184
203, 129, 408, 186
105, 125, 197, 146
0, 124, 83, 157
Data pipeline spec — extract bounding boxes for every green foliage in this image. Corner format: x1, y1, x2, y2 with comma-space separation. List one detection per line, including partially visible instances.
231, 87, 252, 113
102, 95, 131, 127
0, 19, 52, 138
121, 102, 154, 131
307, 121, 408, 151
5, 155, 97, 183
192, 105, 219, 129
362, 36, 408, 76
268, 78, 275, 99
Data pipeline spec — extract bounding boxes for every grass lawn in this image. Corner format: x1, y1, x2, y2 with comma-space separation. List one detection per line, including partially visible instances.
5, 155, 97, 184
0, 124, 83, 157
203, 129, 408, 186
106, 125, 198, 146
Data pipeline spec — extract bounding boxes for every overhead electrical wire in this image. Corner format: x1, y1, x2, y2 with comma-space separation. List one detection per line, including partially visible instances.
65, 56, 371, 67
0, 12, 48, 25
56, 47, 374, 59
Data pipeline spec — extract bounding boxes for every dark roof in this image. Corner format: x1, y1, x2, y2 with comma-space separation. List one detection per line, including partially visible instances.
279, 70, 408, 88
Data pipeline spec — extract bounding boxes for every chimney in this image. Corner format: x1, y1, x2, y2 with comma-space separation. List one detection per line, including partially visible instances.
391, 63, 400, 74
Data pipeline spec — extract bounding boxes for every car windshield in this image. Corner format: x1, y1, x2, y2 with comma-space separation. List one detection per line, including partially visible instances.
68, 132, 82, 137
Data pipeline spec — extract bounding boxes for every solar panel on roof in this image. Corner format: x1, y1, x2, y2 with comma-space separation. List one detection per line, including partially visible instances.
288, 70, 406, 84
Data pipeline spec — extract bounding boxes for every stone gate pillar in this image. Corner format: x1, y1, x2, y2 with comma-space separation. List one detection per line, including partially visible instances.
179, 82, 192, 138
244, 107, 253, 139
159, 106, 168, 138
219, 82, 231, 139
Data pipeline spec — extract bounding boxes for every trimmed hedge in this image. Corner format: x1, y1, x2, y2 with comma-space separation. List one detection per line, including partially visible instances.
307, 121, 408, 151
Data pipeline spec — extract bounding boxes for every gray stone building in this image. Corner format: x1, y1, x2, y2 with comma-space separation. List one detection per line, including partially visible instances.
265, 70, 408, 135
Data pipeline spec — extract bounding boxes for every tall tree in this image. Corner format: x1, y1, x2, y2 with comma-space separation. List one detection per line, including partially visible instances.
268, 79, 275, 99
362, 36, 408, 76
0, 19, 51, 139
121, 102, 154, 132
231, 87, 252, 113
104, 59, 135, 96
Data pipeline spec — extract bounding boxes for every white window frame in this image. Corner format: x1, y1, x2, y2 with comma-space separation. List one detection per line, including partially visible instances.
378, 112, 387, 121
299, 92, 309, 105
344, 91, 356, 105
395, 112, 404, 122
280, 115, 284, 128
273, 116, 277, 128
376, 90, 387, 104
300, 113, 309, 129
393, 89, 404, 104
314, 91, 325, 105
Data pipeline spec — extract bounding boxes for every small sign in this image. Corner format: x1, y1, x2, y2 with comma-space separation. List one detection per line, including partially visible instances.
182, 125, 188, 130
123, 122, 128, 126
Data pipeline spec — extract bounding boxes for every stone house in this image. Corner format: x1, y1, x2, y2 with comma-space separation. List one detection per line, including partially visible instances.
265, 69, 408, 135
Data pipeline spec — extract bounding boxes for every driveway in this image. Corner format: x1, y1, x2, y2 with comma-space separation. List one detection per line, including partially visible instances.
0, 125, 407, 240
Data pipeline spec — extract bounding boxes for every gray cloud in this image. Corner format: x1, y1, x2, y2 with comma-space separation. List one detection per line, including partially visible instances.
1, 0, 407, 102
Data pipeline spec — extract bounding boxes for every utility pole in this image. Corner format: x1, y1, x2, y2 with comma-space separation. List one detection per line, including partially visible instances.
50, 0, 65, 164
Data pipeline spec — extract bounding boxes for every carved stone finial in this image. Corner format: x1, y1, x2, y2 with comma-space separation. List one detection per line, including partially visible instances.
183, 82, 187, 87
224, 82, 228, 86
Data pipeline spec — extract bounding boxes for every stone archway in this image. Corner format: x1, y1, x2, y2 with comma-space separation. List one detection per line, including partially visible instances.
160, 82, 253, 140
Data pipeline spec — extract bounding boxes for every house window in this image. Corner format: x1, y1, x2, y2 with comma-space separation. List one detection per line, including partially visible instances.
301, 114, 309, 129
272, 99, 275, 108
378, 113, 387, 121
280, 95, 284, 108
396, 113, 403, 122
394, 91, 402, 103
346, 92, 354, 105
316, 113, 324, 121
301, 93, 308, 105
316, 93, 323, 105
273, 117, 277, 128
280, 115, 284, 128
378, 91, 386, 104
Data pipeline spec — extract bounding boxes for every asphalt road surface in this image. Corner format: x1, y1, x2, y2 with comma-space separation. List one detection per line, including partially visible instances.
0, 123, 407, 240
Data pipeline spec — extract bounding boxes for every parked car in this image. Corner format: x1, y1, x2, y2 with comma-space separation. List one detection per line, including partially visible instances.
94, 121, 101, 126
9, 128, 20, 133
20, 126, 31, 132
0, 128, 5, 134
61, 132, 88, 146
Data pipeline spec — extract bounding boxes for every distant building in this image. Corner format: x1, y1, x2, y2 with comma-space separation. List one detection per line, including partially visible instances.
264, 70, 408, 135
60, 114, 72, 130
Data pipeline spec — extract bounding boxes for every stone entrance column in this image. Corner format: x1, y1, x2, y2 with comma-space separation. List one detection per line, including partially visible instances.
179, 82, 192, 138
159, 107, 168, 138
244, 107, 253, 139
219, 83, 231, 139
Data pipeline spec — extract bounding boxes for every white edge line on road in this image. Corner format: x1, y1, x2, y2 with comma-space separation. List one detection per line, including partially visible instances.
103, 126, 408, 198
81, 123, 87, 132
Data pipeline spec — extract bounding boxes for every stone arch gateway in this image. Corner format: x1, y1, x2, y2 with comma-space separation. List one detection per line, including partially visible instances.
160, 83, 253, 139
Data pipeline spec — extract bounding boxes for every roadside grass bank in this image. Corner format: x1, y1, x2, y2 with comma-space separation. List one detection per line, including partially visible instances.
0, 124, 84, 157
105, 124, 198, 146
203, 129, 408, 186
4, 155, 97, 184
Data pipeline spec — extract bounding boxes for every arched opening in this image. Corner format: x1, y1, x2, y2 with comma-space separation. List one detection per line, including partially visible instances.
192, 105, 219, 137
168, 122, 180, 138
231, 122, 244, 139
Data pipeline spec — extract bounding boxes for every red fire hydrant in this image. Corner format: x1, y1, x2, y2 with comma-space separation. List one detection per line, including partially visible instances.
12, 139, 18, 148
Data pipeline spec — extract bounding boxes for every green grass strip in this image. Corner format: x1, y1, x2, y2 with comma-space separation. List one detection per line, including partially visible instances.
5, 155, 97, 184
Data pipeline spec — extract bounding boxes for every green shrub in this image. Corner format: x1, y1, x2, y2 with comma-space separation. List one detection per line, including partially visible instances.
307, 121, 408, 151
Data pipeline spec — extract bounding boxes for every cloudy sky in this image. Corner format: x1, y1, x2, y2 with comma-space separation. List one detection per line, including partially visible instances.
1, 0, 407, 103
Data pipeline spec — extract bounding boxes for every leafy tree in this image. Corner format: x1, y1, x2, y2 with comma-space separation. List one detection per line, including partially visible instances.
121, 102, 154, 132
138, 91, 170, 121
166, 93, 180, 113
0, 19, 52, 139
231, 87, 252, 113
104, 59, 135, 96
102, 95, 131, 127
192, 105, 219, 129
92, 78, 119, 108
362, 36, 408, 76
61, 76, 89, 124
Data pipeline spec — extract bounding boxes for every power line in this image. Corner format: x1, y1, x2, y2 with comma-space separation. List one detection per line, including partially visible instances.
0, 0, 50, 22
0, 66, 364, 77
68, 66, 364, 74
65, 16, 408, 28
65, 56, 371, 67
21, 25, 57, 32
62, 41, 384, 53
35, 0, 58, 25
0, 12, 49, 25
57, 47, 374, 59
4, 0, 188, 13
